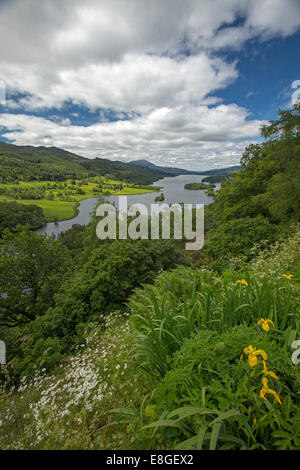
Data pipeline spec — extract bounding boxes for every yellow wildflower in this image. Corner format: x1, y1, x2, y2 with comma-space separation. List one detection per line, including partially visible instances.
254, 417, 257, 424
243, 345, 267, 367
281, 274, 293, 280
260, 377, 282, 404
261, 360, 279, 380
236, 279, 248, 286
257, 318, 275, 332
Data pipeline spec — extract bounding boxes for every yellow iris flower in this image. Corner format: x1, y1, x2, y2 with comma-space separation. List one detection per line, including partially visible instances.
260, 377, 282, 404
236, 279, 248, 286
257, 318, 275, 332
243, 345, 267, 367
261, 360, 279, 380
281, 274, 293, 280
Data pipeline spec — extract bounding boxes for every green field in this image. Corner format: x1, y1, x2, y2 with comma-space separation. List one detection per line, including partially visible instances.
0, 177, 158, 222
0, 198, 80, 221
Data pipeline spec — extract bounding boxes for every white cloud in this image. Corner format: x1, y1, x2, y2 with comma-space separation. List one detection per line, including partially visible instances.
0, 53, 238, 112
0, 104, 265, 170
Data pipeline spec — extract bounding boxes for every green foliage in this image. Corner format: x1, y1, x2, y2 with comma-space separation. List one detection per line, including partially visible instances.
184, 182, 211, 190
10, 239, 188, 367
0, 317, 152, 450
129, 265, 299, 378
0, 226, 71, 328
154, 193, 165, 201
261, 102, 300, 139
142, 407, 243, 450
49, 239, 188, 337
142, 325, 300, 449
206, 105, 300, 237
202, 170, 237, 184
0, 201, 46, 235
0, 141, 179, 185
1, 226, 300, 450
202, 216, 278, 271
11, 337, 63, 378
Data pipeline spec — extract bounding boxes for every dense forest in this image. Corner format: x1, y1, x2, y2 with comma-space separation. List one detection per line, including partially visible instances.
0, 201, 46, 236
0, 105, 299, 450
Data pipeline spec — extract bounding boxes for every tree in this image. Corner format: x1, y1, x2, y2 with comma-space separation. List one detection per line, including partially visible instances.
0, 201, 46, 235
261, 102, 300, 139
206, 105, 300, 232
42, 239, 189, 346
0, 227, 71, 327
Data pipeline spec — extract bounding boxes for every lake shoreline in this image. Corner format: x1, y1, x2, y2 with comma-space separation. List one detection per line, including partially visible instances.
0, 187, 159, 224
35, 174, 216, 237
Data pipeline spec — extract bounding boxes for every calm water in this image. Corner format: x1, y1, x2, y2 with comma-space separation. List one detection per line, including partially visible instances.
36, 174, 218, 237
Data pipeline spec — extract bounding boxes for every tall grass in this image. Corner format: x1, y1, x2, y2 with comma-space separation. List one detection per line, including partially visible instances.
129, 267, 299, 376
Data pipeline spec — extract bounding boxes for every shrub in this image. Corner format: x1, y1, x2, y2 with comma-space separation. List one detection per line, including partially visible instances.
202, 216, 278, 271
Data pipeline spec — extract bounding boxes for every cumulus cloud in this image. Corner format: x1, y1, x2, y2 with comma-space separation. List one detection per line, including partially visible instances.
0, 104, 265, 170
0, 0, 299, 167
1, 0, 298, 63
0, 53, 238, 112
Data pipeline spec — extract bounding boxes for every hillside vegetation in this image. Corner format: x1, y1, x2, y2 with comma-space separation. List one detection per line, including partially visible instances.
0, 105, 299, 450
0, 141, 176, 185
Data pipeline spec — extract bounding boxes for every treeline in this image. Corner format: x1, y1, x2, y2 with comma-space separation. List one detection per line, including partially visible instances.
0, 185, 46, 200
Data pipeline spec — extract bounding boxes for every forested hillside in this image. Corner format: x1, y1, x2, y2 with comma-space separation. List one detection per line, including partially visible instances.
0, 141, 176, 185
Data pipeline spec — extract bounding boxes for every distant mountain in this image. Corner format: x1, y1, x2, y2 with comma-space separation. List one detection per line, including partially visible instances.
197, 165, 242, 175
129, 159, 198, 175
129, 159, 241, 175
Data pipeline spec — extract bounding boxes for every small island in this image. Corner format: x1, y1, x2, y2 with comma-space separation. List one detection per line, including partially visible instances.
184, 182, 215, 190
155, 193, 165, 201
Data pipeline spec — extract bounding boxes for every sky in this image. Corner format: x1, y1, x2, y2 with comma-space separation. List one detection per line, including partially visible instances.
0, 0, 299, 171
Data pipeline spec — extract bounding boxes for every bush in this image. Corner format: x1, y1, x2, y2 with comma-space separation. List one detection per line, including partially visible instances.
202, 216, 278, 271
29, 240, 189, 351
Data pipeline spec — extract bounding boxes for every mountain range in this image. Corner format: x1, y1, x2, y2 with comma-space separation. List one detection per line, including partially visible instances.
129, 159, 241, 176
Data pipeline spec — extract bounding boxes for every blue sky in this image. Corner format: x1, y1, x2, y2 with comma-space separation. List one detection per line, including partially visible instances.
0, 0, 299, 170
217, 31, 300, 120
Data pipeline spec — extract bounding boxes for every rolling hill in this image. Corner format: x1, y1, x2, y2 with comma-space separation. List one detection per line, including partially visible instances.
0, 142, 176, 185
